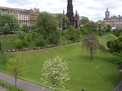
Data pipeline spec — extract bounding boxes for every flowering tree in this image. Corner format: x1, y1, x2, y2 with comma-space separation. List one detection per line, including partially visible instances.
41, 56, 70, 91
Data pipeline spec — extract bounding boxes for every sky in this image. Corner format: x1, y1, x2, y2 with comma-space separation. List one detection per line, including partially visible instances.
0, 0, 122, 21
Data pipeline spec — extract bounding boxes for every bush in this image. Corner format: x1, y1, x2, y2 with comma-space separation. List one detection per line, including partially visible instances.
65, 26, 81, 41
15, 39, 23, 49
35, 35, 47, 47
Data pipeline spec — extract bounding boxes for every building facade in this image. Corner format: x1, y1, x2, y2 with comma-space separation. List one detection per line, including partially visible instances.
66, 0, 79, 28
0, 6, 39, 26
103, 9, 122, 29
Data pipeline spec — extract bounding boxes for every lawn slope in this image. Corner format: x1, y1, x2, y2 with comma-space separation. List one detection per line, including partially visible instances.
0, 35, 122, 91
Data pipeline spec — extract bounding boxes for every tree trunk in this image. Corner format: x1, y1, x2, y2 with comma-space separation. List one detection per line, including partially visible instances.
15, 75, 17, 88
90, 47, 93, 60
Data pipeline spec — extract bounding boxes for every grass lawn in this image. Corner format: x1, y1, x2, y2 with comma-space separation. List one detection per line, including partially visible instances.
0, 34, 18, 41
0, 34, 122, 91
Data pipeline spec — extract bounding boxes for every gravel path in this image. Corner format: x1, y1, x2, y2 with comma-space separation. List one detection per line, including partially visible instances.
0, 73, 51, 91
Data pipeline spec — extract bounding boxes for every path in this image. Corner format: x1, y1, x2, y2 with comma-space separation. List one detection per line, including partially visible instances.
0, 86, 9, 91
0, 73, 50, 91
5, 41, 81, 54
114, 80, 122, 91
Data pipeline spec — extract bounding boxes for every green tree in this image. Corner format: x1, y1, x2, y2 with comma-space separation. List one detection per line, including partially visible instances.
7, 55, 26, 87
80, 16, 89, 25
36, 12, 60, 44
15, 39, 23, 49
41, 56, 70, 91
3, 23, 10, 35
107, 36, 122, 65
82, 33, 106, 60
85, 21, 98, 33
21, 24, 29, 33
35, 35, 46, 47
107, 36, 122, 53
106, 24, 112, 32
66, 26, 81, 41
56, 14, 69, 30
0, 14, 18, 31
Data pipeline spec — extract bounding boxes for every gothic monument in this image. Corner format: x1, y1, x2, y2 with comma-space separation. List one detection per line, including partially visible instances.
65, 0, 79, 28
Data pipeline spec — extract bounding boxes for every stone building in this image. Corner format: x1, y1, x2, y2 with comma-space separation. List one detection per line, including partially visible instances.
103, 9, 122, 29
64, 0, 79, 29
0, 6, 39, 26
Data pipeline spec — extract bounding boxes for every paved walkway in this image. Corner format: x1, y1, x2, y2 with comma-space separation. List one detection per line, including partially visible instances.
0, 73, 50, 91
114, 80, 122, 91
0, 86, 9, 91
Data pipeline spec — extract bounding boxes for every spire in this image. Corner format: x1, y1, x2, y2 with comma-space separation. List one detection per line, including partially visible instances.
75, 10, 78, 16
67, 0, 74, 26
63, 10, 65, 15
105, 8, 110, 19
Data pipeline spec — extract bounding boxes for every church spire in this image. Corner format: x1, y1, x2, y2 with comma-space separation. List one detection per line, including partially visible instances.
67, 0, 74, 26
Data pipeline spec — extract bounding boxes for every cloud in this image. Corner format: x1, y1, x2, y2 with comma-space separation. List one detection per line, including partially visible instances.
0, 0, 122, 21
6, 0, 28, 5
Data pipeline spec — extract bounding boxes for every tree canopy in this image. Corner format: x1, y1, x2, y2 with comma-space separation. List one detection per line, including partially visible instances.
36, 12, 60, 44
0, 14, 18, 31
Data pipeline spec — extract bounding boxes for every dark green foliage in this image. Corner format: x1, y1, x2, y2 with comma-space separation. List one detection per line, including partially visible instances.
65, 26, 80, 41
35, 35, 46, 47
0, 14, 18, 31
113, 28, 122, 37
21, 24, 29, 32
15, 39, 23, 49
85, 21, 98, 33
97, 31, 103, 36
113, 53, 122, 64
80, 16, 89, 25
15, 33, 29, 48
3, 23, 10, 34
106, 24, 112, 32
36, 12, 60, 44
80, 28, 89, 35
107, 36, 122, 65
107, 36, 122, 53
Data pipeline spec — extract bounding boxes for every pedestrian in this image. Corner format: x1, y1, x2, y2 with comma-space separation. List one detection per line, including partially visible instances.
81, 88, 84, 91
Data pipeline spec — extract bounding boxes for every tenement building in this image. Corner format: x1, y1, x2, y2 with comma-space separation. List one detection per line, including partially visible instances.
103, 9, 122, 29
64, 0, 79, 29
0, 6, 39, 26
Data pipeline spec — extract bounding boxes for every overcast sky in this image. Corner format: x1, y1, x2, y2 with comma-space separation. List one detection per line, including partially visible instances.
0, 0, 122, 21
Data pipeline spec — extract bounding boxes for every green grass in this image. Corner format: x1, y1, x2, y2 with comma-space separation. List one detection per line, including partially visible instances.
0, 34, 18, 41
0, 34, 122, 91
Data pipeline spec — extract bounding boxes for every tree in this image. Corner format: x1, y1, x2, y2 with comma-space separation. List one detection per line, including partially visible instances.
15, 39, 23, 49
107, 36, 122, 65
36, 12, 60, 44
56, 14, 69, 30
7, 55, 26, 87
107, 36, 122, 53
66, 26, 81, 41
106, 24, 112, 32
0, 14, 18, 31
41, 56, 70, 91
82, 33, 106, 60
80, 16, 89, 25
21, 24, 29, 33
3, 23, 10, 35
